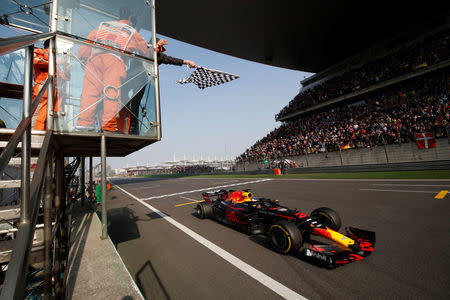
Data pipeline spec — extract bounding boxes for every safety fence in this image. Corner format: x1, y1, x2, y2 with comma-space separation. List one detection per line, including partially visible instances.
236, 138, 450, 173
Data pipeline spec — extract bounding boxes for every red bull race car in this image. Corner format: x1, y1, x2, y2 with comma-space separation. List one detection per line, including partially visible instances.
196, 190, 375, 268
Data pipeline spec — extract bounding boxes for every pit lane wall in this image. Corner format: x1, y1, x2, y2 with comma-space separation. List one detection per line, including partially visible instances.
236, 139, 450, 172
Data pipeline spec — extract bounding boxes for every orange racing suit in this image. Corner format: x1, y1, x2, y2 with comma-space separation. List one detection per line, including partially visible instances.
77, 20, 149, 132
33, 47, 68, 130
33, 47, 49, 130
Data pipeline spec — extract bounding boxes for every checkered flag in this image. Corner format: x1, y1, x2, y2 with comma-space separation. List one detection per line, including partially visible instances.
177, 66, 239, 89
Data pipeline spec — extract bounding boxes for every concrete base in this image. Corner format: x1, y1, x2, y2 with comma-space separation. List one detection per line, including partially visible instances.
65, 202, 143, 300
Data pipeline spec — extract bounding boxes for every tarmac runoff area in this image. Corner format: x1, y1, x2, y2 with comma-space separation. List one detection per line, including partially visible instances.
106, 177, 450, 300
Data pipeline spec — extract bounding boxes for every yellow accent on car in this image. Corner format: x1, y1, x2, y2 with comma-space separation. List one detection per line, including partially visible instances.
327, 228, 355, 250
242, 192, 252, 198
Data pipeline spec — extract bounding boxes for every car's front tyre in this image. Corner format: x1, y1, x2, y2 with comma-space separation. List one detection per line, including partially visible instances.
268, 221, 303, 254
310, 207, 342, 231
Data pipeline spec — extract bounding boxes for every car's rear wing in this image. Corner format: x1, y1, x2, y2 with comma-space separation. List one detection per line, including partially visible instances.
201, 193, 212, 203
202, 190, 228, 203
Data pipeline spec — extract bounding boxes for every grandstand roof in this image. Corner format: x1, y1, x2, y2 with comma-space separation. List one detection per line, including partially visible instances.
156, 1, 449, 73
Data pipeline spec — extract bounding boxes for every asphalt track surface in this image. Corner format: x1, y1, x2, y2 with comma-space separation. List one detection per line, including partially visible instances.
107, 177, 450, 300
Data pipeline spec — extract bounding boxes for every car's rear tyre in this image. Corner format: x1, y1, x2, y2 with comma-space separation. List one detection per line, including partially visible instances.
310, 207, 341, 231
268, 221, 303, 254
196, 203, 213, 219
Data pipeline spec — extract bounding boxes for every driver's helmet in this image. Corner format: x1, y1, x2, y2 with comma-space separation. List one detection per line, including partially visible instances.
240, 191, 253, 203
228, 191, 253, 203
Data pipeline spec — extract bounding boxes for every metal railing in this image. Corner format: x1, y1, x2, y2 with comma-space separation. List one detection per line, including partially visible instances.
0, 30, 89, 299
0, 77, 48, 173
0, 32, 54, 56
0, 32, 55, 174
0, 32, 54, 300
1, 131, 53, 300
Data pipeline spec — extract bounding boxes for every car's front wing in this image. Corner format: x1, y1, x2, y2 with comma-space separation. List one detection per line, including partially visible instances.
304, 227, 375, 267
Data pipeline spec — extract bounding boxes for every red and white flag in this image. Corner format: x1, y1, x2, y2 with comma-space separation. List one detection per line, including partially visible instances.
415, 132, 436, 149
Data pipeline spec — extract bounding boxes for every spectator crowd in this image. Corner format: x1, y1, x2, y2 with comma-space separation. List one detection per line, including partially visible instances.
237, 71, 449, 163
276, 29, 449, 119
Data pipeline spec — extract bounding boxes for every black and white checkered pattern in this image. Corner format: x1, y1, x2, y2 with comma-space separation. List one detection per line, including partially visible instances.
177, 66, 239, 89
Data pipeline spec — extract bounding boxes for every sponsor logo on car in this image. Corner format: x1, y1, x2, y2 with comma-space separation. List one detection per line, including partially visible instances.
305, 249, 328, 262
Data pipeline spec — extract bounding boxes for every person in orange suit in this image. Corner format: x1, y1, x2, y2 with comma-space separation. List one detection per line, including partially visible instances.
33, 39, 49, 130
76, 8, 150, 133
33, 40, 69, 130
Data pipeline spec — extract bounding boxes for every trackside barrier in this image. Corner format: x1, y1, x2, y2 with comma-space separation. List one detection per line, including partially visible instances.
231, 160, 450, 176
236, 139, 450, 173
286, 160, 450, 174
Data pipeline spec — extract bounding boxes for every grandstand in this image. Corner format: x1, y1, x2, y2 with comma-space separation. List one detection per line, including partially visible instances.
118, 159, 235, 177
237, 24, 450, 170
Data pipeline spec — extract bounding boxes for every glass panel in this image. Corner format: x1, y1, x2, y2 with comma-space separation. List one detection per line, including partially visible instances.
0, 98, 22, 129
0, 49, 25, 84
57, 0, 154, 60
134, 76, 158, 137
0, 49, 25, 129
0, 0, 50, 33
53, 36, 158, 138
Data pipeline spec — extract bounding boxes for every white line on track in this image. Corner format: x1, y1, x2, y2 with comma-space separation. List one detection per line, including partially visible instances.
255, 178, 450, 182
183, 178, 241, 182
139, 179, 272, 200
179, 196, 198, 202
372, 184, 450, 187
130, 184, 161, 190
360, 188, 437, 193
113, 183, 306, 300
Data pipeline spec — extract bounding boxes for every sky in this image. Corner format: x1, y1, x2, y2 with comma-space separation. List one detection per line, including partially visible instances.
109, 35, 314, 169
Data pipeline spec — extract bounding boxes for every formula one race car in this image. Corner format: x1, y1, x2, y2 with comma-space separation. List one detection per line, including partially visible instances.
196, 190, 375, 268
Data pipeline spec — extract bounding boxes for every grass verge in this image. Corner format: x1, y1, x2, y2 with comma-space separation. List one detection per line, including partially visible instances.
190, 169, 450, 179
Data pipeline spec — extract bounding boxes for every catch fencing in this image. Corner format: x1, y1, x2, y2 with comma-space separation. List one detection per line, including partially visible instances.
236, 138, 450, 173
